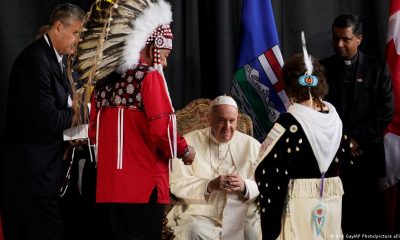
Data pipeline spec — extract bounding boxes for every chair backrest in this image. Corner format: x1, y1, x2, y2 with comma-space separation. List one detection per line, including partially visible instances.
176, 98, 254, 137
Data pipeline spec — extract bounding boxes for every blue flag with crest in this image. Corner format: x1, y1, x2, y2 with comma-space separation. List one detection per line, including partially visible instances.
231, 0, 290, 141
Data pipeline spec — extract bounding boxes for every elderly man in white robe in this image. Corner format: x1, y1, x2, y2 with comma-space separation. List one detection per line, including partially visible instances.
167, 95, 261, 240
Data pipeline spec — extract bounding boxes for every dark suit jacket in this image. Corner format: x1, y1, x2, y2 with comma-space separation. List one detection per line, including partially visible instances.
321, 51, 394, 177
2, 36, 72, 197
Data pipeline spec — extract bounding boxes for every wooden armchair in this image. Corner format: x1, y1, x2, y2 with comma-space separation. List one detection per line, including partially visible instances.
161, 98, 254, 240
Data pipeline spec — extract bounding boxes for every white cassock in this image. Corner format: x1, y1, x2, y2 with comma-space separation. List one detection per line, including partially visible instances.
168, 127, 261, 240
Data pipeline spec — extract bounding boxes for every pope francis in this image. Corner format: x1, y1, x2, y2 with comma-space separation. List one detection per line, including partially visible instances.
167, 95, 261, 240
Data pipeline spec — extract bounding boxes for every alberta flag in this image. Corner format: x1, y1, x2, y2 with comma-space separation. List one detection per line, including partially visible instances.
231, 0, 290, 141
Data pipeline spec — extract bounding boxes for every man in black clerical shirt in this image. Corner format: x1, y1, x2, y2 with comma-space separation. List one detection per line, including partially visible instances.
321, 14, 394, 235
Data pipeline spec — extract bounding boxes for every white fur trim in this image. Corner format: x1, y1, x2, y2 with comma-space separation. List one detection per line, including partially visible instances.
117, 0, 172, 72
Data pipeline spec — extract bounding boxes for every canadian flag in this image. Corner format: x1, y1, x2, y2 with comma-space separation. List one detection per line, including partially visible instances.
387, 1, 400, 133
382, 0, 400, 190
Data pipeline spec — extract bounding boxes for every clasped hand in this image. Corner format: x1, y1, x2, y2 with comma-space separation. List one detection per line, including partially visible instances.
207, 174, 245, 194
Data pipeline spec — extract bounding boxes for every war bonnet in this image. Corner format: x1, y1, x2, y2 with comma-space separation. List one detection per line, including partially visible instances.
70, 0, 173, 91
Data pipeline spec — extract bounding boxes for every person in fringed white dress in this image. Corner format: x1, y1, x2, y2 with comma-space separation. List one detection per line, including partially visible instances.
255, 46, 354, 240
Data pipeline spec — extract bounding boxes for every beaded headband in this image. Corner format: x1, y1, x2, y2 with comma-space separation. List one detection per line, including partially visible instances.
145, 24, 173, 65
299, 73, 318, 87
146, 24, 173, 49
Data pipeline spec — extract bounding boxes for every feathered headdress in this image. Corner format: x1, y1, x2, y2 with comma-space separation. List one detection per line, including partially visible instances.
68, 0, 173, 125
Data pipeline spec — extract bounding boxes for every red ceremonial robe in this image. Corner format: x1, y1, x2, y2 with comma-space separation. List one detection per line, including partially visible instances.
88, 64, 187, 204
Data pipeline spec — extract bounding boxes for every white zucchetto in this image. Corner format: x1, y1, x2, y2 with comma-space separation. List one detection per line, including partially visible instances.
211, 95, 238, 108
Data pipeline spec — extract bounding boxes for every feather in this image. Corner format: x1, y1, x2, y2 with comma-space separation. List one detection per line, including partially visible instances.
78, 40, 124, 61
72, 0, 166, 86
79, 33, 126, 51
301, 31, 313, 75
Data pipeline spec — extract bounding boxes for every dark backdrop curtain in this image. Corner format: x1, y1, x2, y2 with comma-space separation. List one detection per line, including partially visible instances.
0, 0, 390, 136
166, 0, 389, 109
165, 0, 242, 109
275, 0, 389, 61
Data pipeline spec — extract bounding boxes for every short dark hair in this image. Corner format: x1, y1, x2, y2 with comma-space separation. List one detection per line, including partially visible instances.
282, 53, 328, 104
332, 13, 362, 36
49, 3, 86, 27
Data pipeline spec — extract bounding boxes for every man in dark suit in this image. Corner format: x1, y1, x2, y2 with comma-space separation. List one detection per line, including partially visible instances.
1, 3, 85, 240
321, 14, 394, 235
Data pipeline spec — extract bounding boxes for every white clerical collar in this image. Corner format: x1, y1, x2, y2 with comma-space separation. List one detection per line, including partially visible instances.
43, 34, 63, 64
343, 52, 358, 66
